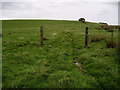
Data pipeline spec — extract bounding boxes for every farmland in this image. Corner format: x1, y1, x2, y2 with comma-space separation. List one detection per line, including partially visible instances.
2, 20, 119, 88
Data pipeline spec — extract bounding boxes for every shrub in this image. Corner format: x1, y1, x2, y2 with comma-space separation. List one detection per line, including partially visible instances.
91, 35, 106, 42
106, 39, 118, 48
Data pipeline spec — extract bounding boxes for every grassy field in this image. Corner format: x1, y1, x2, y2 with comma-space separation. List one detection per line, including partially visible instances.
2, 20, 119, 88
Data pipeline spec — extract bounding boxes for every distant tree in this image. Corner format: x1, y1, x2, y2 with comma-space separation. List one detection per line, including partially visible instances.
78, 18, 85, 23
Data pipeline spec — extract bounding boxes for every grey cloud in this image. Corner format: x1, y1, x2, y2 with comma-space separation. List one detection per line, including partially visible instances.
2, 2, 34, 10
1, 1, 118, 25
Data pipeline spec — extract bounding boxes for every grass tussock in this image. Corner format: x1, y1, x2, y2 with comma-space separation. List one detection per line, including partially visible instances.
91, 35, 106, 42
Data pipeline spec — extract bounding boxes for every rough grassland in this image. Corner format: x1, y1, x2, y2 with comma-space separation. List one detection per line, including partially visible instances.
2, 20, 119, 88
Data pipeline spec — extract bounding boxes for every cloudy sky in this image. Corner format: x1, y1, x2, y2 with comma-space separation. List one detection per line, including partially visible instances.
0, 0, 119, 25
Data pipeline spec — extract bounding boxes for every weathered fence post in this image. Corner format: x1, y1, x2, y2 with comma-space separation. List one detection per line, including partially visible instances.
85, 27, 88, 47
40, 25, 44, 46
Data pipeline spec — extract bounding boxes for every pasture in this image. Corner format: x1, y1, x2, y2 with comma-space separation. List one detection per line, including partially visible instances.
2, 20, 119, 88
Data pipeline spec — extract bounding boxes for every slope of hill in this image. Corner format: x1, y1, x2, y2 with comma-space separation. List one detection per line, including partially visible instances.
2, 20, 119, 88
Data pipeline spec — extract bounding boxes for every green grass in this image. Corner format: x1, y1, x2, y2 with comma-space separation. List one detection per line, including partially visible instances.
2, 20, 119, 88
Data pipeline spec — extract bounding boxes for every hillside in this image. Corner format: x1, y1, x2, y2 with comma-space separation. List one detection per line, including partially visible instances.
2, 20, 119, 88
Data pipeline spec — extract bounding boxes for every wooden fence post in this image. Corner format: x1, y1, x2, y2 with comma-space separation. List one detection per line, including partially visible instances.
85, 27, 88, 47
40, 26, 44, 46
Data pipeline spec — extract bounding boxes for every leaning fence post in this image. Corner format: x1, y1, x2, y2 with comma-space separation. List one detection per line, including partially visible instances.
85, 27, 88, 47
40, 25, 44, 46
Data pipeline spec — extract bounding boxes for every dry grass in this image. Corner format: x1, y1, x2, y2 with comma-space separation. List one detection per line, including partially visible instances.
52, 33, 57, 36
91, 35, 106, 42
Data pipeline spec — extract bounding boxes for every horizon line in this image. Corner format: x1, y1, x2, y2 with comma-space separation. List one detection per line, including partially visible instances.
0, 18, 118, 25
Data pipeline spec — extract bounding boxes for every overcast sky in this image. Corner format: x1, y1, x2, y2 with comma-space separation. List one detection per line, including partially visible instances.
0, 0, 120, 25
